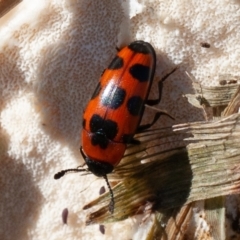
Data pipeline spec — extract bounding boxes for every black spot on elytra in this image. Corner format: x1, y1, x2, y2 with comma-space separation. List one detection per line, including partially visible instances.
91, 130, 109, 149
90, 114, 103, 132
82, 119, 86, 128
90, 114, 118, 148
127, 96, 144, 116
91, 83, 101, 99
128, 41, 152, 54
108, 56, 124, 70
101, 86, 126, 109
129, 64, 150, 82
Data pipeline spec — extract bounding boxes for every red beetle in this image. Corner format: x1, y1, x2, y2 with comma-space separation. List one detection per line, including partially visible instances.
54, 41, 176, 213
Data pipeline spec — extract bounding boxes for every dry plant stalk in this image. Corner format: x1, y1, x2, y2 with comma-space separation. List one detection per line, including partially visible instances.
82, 79, 240, 239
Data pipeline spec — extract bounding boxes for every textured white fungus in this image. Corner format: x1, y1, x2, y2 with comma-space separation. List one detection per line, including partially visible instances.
1, 0, 240, 239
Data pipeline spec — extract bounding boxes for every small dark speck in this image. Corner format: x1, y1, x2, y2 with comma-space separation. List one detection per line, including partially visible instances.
229, 80, 237, 84
219, 79, 237, 85
99, 224, 105, 234
62, 208, 68, 224
99, 186, 106, 195
200, 42, 211, 48
219, 80, 227, 85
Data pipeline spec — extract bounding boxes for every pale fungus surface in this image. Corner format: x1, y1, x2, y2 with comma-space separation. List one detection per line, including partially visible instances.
0, 0, 240, 239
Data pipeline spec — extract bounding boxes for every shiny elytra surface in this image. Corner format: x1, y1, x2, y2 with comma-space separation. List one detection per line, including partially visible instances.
82, 41, 156, 165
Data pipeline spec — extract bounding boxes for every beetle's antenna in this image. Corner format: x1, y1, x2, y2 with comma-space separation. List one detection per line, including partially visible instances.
54, 168, 86, 179
103, 174, 114, 214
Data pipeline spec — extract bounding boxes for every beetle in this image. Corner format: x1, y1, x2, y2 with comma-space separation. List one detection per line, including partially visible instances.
54, 41, 177, 213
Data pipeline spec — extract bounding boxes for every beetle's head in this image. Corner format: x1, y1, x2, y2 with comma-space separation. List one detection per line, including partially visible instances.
80, 146, 113, 177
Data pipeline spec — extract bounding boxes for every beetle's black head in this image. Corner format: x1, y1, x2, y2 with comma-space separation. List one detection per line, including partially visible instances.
80, 147, 114, 177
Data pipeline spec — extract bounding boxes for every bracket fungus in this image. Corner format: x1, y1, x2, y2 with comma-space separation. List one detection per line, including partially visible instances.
1, 1, 240, 239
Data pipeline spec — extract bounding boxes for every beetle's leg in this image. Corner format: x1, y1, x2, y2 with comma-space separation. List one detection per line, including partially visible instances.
137, 67, 177, 132
122, 134, 141, 145
137, 112, 162, 132
128, 138, 141, 145
137, 107, 175, 132
145, 67, 177, 106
